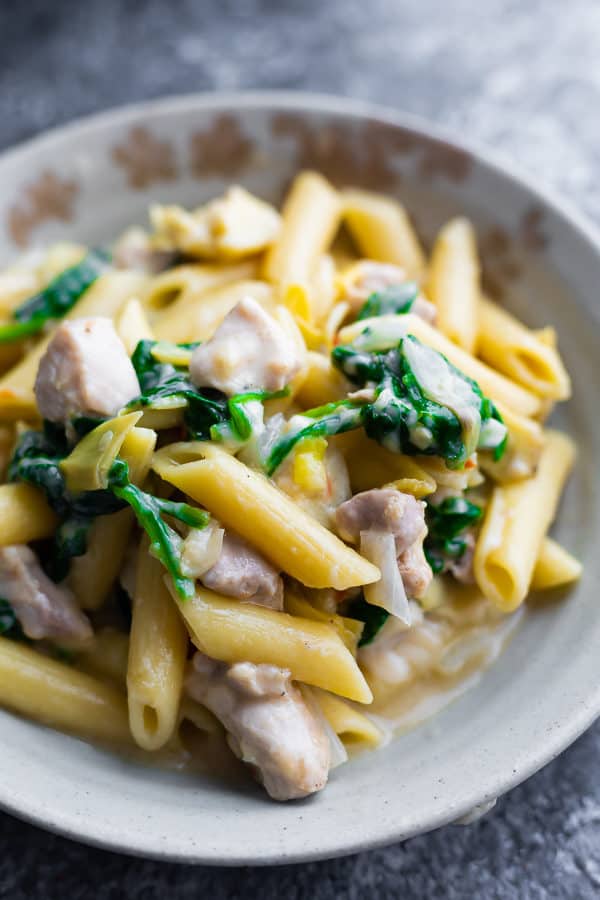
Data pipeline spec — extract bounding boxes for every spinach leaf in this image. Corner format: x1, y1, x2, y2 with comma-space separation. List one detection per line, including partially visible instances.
346, 594, 390, 647
108, 459, 209, 600
0, 598, 27, 641
424, 496, 482, 574
356, 282, 419, 321
0, 249, 111, 344
265, 400, 364, 476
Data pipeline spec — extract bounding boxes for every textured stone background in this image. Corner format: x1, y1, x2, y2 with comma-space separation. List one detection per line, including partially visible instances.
2, 1, 600, 897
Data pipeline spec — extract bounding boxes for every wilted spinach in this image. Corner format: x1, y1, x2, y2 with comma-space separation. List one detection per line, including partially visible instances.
424, 496, 483, 574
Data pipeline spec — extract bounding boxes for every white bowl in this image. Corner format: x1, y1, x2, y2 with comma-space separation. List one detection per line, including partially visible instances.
0, 92, 598, 865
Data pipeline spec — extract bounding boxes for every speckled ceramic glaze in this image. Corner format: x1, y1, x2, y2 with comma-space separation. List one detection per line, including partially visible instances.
0, 92, 598, 865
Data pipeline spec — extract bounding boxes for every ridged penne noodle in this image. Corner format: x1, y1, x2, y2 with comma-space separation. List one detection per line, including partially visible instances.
263, 171, 342, 321
0, 482, 57, 545
338, 430, 436, 497
474, 430, 575, 611
127, 538, 188, 751
532, 537, 582, 591
116, 296, 155, 355
478, 297, 571, 400
68, 426, 157, 609
0, 637, 130, 744
0, 270, 146, 420
153, 279, 274, 343
284, 591, 363, 653
342, 189, 426, 280
312, 688, 383, 749
152, 442, 380, 590
427, 217, 480, 353
479, 402, 545, 483
171, 582, 372, 703
142, 259, 258, 312
338, 313, 541, 417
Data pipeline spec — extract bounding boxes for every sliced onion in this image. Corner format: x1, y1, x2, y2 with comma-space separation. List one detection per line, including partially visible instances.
300, 686, 348, 770
360, 530, 411, 625
180, 524, 224, 577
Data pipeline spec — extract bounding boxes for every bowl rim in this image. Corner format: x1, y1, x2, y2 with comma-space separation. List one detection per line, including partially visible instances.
1, 89, 600, 865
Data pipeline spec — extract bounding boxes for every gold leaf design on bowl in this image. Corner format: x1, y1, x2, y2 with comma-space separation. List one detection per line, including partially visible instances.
7, 171, 78, 248
189, 115, 254, 177
112, 127, 177, 189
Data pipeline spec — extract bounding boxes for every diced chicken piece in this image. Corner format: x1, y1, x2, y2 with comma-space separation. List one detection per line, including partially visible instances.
34, 317, 140, 423
0, 545, 92, 643
186, 653, 330, 800
113, 227, 177, 273
342, 260, 436, 322
189, 297, 302, 395
336, 488, 432, 599
200, 531, 283, 610
397, 539, 433, 599
336, 488, 425, 554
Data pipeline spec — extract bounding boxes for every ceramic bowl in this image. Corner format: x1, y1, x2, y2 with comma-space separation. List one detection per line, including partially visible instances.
0, 92, 598, 864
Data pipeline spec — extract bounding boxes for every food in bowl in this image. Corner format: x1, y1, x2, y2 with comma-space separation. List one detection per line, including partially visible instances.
0, 172, 579, 801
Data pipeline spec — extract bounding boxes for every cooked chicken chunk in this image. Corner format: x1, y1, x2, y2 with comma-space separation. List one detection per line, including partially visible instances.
186, 653, 330, 800
189, 297, 303, 395
0, 545, 92, 643
336, 488, 432, 599
113, 227, 177, 273
200, 531, 283, 610
34, 317, 140, 423
343, 261, 436, 322
336, 488, 425, 554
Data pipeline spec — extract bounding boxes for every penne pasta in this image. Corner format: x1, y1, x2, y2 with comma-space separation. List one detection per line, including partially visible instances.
312, 687, 383, 749
474, 430, 575, 611
478, 297, 571, 400
284, 591, 363, 653
342, 188, 426, 280
479, 402, 545, 483
153, 442, 380, 590
171, 582, 373, 703
0, 637, 130, 744
0, 482, 57, 545
532, 537, 582, 591
427, 217, 480, 353
127, 538, 188, 751
77, 628, 129, 685
116, 296, 155, 355
263, 171, 342, 321
142, 259, 258, 312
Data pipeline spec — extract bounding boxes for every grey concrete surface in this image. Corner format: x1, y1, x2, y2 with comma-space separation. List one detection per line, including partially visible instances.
1, 1, 600, 896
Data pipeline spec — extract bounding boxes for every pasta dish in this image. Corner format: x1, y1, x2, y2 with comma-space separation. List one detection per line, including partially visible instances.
0, 173, 578, 800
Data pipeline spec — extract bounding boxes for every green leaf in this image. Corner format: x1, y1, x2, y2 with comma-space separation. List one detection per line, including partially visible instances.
356, 282, 419, 321
424, 497, 483, 574
0, 249, 111, 344
346, 594, 390, 647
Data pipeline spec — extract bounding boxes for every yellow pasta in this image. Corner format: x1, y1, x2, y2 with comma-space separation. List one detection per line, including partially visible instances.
312, 688, 383, 749
0, 270, 146, 420
116, 296, 155, 354
427, 217, 480, 353
153, 279, 274, 343
284, 591, 363, 653
77, 628, 130, 684
342, 188, 426, 280
172, 582, 372, 703
142, 260, 258, 312
478, 297, 571, 400
338, 312, 541, 417
295, 350, 349, 409
0, 637, 130, 744
127, 538, 188, 751
0, 482, 57, 545
263, 171, 342, 321
474, 430, 575, 611
152, 441, 380, 590
339, 430, 436, 497
532, 537, 582, 591
479, 402, 545, 483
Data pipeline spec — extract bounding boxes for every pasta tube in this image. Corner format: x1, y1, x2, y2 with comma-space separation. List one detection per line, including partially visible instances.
339, 313, 541, 417
172, 582, 373, 704
77, 628, 129, 685
0, 483, 57, 545
127, 538, 188, 751
478, 297, 571, 400
479, 402, 545, 483
340, 431, 436, 497
284, 591, 363, 653
0, 270, 146, 421
312, 688, 383, 749
153, 279, 274, 343
152, 442, 380, 590
427, 217, 480, 353
474, 430, 575, 611
263, 171, 342, 321
142, 260, 258, 312
0, 637, 130, 744
342, 188, 426, 280
295, 351, 349, 409
532, 537, 582, 591
116, 296, 154, 355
